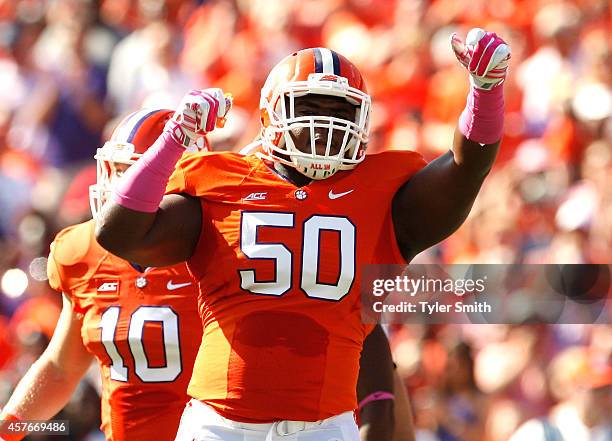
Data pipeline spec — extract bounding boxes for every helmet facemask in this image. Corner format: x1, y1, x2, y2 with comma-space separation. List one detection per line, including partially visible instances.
260, 73, 371, 180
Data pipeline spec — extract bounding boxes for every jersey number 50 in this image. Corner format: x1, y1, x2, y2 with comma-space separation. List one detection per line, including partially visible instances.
239, 212, 355, 301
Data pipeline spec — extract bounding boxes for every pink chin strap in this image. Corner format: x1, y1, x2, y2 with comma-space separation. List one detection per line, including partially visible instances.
458, 84, 505, 145
112, 130, 184, 212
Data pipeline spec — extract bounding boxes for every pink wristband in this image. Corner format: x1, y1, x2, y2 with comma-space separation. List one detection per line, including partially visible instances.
458, 84, 505, 145
112, 130, 184, 212
358, 391, 395, 411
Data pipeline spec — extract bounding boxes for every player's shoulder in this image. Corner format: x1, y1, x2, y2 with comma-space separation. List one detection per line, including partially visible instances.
50, 219, 102, 267
170, 151, 258, 196
357, 149, 427, 182
48, 219, 106, 294
178, 150, 251, 173
363, 149, 427, 169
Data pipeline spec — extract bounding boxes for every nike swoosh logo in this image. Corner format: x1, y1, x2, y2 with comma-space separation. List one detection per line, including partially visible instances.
328, 189, 354, 200
167, 281, 193, 291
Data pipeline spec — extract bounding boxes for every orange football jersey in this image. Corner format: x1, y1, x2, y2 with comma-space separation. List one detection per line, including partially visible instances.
166, 150, 426, 422
47, 220, 201, 441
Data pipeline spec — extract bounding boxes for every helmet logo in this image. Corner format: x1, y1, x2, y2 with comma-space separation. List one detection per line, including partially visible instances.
320, 74, 339, 82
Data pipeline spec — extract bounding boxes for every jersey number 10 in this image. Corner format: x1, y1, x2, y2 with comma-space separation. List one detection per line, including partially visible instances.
99, 306, 182, 382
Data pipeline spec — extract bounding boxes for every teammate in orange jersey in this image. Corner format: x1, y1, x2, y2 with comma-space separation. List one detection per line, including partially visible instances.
0, 109, 203, 441
96, 29, 511, 441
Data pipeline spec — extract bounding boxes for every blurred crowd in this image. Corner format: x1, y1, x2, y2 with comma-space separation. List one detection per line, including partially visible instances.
0, 0, 610, 440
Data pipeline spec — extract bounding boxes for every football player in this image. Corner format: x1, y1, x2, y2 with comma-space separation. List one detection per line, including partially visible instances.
0, 109, 203, 441
96, 29, 510, 441
0, 111, 409, 441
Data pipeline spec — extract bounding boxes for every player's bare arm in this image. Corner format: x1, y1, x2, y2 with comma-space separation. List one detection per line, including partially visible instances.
392, 369, 416, 441
392, 29, 510, 261
392, 131, 500, 261
0, 295, 93, 422
358, 325, 396, 441
97, 193, 201, 267
95, 89, 231, 267
358, 329, 416, 441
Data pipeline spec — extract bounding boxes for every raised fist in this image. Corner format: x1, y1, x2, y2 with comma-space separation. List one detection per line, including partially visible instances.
165, 88, 232, 147
451, 28, 511, 90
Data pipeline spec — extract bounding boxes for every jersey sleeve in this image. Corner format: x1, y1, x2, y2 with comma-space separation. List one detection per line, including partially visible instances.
165, 152, 215, 196
45, 221, 96, 302
357, 150, 428, 202
47, 241, 65, 294
166, 152, 249, 197
376, 149, 428, 187
368, 150, 429, 265
405, 150, 427, 178
166, 159, 189, 195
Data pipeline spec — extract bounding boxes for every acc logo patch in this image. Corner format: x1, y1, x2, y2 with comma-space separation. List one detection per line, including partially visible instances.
97, 280, 120, 293
244, 192, 268, 201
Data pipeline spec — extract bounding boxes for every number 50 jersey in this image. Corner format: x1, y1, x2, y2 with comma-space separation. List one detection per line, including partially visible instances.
47, 220, 202, 441
166, 149, 426, 423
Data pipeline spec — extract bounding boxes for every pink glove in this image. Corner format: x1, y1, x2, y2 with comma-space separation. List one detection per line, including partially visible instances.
452, 28, 511, 144
165, 88, 232, 147
451, 28, 511, 90
112, 88, 232, 212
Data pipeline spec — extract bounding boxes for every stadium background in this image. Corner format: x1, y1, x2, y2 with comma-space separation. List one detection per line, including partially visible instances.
0, 0, 609, 440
